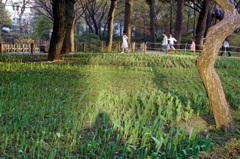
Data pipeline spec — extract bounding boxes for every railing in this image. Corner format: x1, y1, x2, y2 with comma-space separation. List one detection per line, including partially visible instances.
74, 41, 147, 53
0, 40, 50, 54
1, 40, 240, 57
145, 42, 240, 57
0, 43, 39, 53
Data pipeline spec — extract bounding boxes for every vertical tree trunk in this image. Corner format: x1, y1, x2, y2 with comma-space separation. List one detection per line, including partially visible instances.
106, 0, 118, 52
149, 0, 156, 43
61, 0, 76, 55
70, 23, 75, 52
48, 0, 66, 61
124, 0, 133, 45
195, 0, 211, 50
195, 0, 240, 131
174, 0, 184, 49
204, 9, 212, 37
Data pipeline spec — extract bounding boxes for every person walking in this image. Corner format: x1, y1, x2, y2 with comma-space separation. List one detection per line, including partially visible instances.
190, 38, 196, 55
220, 39, 231, 56
121, 32, 130, 54
168, 34, 177, 53
162, 32, 168, 54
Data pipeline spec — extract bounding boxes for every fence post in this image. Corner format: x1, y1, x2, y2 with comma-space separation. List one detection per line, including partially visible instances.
31, 43, 34, 55
185, 44, 187, 54
0, 43, 2, 54
22, 44, 25, 53
83, 43, 86, 53
119, 41, 121, 52
144, 42, 146, 54
132, 42, 136, 52
101, 41, 104, 52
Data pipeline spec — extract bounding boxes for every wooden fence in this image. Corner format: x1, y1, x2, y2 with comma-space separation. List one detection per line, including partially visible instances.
0, 40, 50, 54
0, 41, 147, 54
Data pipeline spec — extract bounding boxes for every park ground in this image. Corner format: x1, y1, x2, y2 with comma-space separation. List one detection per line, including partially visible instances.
0, 53, 239, 158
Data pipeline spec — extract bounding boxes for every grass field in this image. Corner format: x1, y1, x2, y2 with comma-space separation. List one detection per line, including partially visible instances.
0, 53, 239, 158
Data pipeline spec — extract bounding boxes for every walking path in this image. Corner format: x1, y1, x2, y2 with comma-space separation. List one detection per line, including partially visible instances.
1, 51, 240, 58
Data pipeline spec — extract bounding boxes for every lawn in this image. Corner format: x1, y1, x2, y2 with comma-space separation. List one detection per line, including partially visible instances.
0, 53, 239, 158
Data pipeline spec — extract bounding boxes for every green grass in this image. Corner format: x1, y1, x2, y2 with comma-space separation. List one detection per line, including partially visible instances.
0, 53, 239, 158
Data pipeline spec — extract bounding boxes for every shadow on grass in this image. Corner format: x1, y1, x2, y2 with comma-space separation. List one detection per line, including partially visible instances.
150, 66, 215, 127
77, 112, 149, 158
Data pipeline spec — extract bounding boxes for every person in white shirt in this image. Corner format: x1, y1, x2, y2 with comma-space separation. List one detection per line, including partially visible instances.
220, 39, 231, 56
121, 32, 130, 54
162, 32, 168, 54
168, 34, 177, 53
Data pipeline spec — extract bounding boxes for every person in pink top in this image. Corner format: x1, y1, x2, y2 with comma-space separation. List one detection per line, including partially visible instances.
190, 38, 196, 55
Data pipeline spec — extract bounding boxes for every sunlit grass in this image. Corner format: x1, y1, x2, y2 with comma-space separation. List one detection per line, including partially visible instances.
0, 53, 239, 158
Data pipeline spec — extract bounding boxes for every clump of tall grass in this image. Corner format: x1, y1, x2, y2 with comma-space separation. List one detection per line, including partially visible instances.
84, 88, 211, 158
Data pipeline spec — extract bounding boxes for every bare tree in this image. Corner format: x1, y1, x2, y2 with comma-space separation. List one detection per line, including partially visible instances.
34, 0, 53, 21
124, 0, 133, 44
146, 0, 156, 43
195, 0, 240, 131
48, 0, 66, 61
174, 0, 184, 48
61, 0, 77, 54
13, 0, 31, 34
106, 0, 118, 52
79, 0, 110, 37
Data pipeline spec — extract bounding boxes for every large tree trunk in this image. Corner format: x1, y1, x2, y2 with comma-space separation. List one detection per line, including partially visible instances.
48, 0, 66, 61
174, 0, 184, 49
195, 0, 211, 50
106, 0, 118, 52
204, 9, 212, 37
124, 0, 133, 45
195, 0, 240, 131
61, 0, 76, 55
149, 0, 156, 43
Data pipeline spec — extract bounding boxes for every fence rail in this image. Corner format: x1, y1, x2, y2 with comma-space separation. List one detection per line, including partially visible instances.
1, 41, 240, 57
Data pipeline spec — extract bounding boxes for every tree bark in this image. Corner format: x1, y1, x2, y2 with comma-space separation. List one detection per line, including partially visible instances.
174, 0, 184, 49
195, 0, 211, 50
148, 0, 156, 43
61, 0, 76, 54
106, 0, 118, 52
204, 9, 212, 37
195, 0, 240, 131
124, 0, 133, 45
48, 0, 66, 61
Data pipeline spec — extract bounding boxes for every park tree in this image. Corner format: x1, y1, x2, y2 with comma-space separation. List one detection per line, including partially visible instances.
174, 0, 184, 48
146, 0, 156, 43
195, 0, 212, 50
61, 0, 77, 54
0, 2, 12, 40
106, 0, 118, 52
35, 0, 84, 54
31, 13, 53, 40
48, 0, 66, 61
195, 0, 240, 131
34, 0, 53, 21
12, 0, 31, 34
80, 0, 110, 37
124, 0, 133, 44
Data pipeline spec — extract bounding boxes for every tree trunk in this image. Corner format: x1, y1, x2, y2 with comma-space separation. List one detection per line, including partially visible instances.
174, 0, 184, 49
195, 0, 211, 50
70, 23, 75, 52
195, 0, 240, 131
204, 9, 212, 37
149, 0, 156, 43
61, 0, 76, 55
48, 0, 66, 61
106, 0, 118, 52
124, 0, 133, 45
